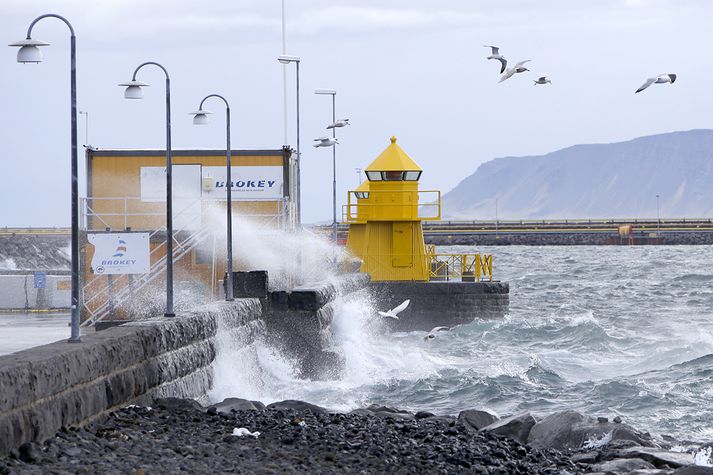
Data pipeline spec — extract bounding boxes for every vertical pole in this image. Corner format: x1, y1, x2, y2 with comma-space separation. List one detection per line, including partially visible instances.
85, 111, 88, 145
127, 274, 135, 320
295, 61, 301, 227
164, 76, 175, 317
225, 106, 234, 301
107, 274, 115, 321
332, 94, 337, 243
69, 34, 81, 342
281, 0, 288, 146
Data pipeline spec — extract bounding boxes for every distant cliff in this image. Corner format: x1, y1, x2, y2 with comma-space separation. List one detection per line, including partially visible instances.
442, 129, 713, 219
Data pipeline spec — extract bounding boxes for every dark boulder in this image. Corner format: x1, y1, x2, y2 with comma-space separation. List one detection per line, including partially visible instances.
610, 447, 695, 469
674, 466, 713, 475
458, 409, 499, 432
590, 457, 656, 473
480, 412, 537, 444
210, 397, 265, 413
527, 410, 651, 450
266, 400, 329, 414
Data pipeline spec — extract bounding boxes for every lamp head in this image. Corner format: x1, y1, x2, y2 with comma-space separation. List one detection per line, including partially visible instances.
190, 109, 212, 125
278, 55, 300, 64
118, 80, 149, 99
9, 38, 50, 63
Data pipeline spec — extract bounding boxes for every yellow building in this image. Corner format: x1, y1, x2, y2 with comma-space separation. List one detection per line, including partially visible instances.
81, 147, 295, 323
345, 137, 441, 281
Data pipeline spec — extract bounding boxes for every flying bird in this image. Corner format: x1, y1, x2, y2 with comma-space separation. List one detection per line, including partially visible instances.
378, 299, 410, 320
327, 119, 350, 129
313, 137, 338, 148
424, 326, 451, 341
534, 76, 551, 85
484, 45, 507, 74
635, 74, 677, 94
499, 60, 531, 83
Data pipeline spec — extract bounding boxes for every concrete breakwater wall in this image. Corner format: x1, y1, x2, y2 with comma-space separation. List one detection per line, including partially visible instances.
262, 273, 371, 379
0, 299, 262, 455
426, 231, 713, 246
370, 281, 509, 331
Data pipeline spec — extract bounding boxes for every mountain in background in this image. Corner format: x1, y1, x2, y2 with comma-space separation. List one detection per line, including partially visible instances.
442, 129, 713, 219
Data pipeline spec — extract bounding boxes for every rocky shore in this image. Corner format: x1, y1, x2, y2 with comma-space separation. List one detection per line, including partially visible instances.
1, 398, 711, 474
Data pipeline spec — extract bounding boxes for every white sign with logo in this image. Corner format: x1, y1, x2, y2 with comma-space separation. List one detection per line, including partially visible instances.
201, 166, 284, 200
88, 233, 150, 275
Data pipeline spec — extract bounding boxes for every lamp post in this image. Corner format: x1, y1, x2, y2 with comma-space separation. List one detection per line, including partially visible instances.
277, 55, 301, 227
315, 89, 338, 242
191, 95, 234, 301
119, 62, 175, 317
10, 14, 81, 342
355, 167, 362, 186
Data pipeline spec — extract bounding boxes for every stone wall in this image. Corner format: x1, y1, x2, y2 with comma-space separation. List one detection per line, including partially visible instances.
369, 281, 509, 331
264, 273, 371, 379
0, 299, 262, 455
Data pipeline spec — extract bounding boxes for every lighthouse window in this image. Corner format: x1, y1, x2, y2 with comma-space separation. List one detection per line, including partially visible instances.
355, 192, 370, 199
383, 171, 405, 181
366, 171, 382, 181
404, 171, 422, 181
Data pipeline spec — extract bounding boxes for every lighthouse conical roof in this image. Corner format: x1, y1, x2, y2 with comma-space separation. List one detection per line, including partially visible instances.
365, 136, 422, 172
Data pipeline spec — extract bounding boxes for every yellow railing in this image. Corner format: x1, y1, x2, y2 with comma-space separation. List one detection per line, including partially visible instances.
343, 190, 441, 223
425, 245, 493, 282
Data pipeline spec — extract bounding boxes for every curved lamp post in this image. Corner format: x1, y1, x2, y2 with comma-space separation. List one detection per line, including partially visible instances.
277, 55, 301, 227
10, 14, 81, 342
191, 95, 234, 301
119, 62, 175, 317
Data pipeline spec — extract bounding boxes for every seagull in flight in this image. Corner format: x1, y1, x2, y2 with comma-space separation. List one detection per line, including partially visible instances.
378, 299, 410, 320
635, 74, 677, 93
534, 76, 551, 85
313, 137, 338, 148
484, 45, 507, 74
424, 326, 451, 341
327, 119, 349, 129
499, 60, 531, 83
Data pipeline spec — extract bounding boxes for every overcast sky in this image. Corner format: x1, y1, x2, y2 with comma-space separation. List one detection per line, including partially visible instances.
1, 0, 711, 226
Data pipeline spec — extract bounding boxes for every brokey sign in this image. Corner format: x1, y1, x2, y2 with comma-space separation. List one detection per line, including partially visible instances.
88, 233, 150, 275
201, 166, 284, 200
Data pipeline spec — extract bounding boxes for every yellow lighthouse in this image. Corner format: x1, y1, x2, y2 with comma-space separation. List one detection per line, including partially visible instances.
345, 136, 440, 281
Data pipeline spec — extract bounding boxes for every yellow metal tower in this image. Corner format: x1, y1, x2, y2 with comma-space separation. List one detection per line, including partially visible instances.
345, 136, 440, 281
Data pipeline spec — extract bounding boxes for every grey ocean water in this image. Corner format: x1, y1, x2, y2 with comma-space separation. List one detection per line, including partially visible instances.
213, 245, 713, 443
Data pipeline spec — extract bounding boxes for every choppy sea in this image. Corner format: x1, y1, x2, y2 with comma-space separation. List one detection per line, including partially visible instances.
210, 245, 713, 442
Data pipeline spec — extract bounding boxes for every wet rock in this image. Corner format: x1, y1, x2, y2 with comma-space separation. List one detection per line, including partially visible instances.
480, 412, 537, 444
415, 411, 435, 420
18, 442, 39, 463
590, 457, 656, 472
597, 417, 609, 423
528, 410, 651, 451
458, 409, 499, 432
211, 397, 266, 413
613, 416, 622, 424
611, 447, 695, 469
266, 400, 328, 414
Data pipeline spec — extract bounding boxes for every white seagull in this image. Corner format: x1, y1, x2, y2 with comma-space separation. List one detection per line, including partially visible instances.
313, 137, 338, 148
327, 119, 350, 129
534, 76, 551, 85
424, 326, 451, 341
232, 427, 261, 438
378, 299, 410, 320
635, 74, 677, 94
499, 60, 531, 83
484, 45, 507, 74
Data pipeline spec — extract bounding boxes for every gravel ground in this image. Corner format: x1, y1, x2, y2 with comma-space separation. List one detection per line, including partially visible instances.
0, 398, 580, 474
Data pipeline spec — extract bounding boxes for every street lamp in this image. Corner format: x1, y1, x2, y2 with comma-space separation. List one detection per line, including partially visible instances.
277, 55, 301, 227
10, 14, 81, 343
315, 89, 338, 242
355, 167, 363, 186
191, 94, 234, 301
119, 62, 175, 317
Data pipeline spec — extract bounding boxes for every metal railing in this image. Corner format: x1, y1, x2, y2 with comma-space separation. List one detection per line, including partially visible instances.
425, 245, 493, 282
342, 190, 441, 223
